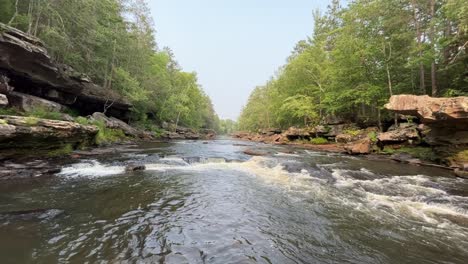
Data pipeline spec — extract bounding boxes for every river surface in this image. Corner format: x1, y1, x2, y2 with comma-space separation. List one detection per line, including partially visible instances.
1, 138, 468, 264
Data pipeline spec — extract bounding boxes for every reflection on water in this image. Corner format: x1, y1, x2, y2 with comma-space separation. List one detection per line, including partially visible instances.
1, 139, 468, 263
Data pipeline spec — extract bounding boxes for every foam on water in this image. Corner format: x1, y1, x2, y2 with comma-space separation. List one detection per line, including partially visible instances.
57, 156, 468, 230
58, 160, 125, 178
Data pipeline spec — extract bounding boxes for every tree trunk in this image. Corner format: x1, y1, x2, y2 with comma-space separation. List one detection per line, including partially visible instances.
411, 0, 425, 94
430, 0, 437, 96
8, 0, 19, 25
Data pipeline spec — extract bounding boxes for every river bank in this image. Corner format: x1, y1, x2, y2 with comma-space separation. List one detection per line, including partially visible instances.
233, 95, 468, 178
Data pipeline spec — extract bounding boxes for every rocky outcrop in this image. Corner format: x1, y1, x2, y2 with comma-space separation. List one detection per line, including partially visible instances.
344, 138, 373, 155
160, 126, 217, 140
7, 91, 67, 112
377, 124, 420, 144
385, 95, 468, 145
0, 115, 98, 149
0, 23, 131, 120
385, 95, 468, 124
89, 112, 140, 137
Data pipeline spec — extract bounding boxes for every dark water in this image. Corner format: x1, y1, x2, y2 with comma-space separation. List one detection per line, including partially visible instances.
1, 138, 468, 263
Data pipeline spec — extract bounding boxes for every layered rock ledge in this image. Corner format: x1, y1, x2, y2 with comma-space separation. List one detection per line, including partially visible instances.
0, 23, 131, 120
0, 115, 98, 150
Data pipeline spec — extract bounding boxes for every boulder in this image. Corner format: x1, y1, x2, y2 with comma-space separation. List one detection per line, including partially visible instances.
454, 168, 468, 179
377, 125, 420, 144
385, 95, 468, 125
161, 131, 184, 140
0, 115, 98, 149
90, 112, 139, 137
7, 91, 67, 112
284, 127, 311, 140
0, 23, 131, 120
344, 138, 372, 155
125, 163, 146, 172
243, 148, 269, 156
0, 93, 8, 107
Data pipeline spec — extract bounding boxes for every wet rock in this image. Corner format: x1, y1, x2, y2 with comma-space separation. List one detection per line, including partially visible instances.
0, 161, 61, 180
345, 138, 372, 155
454, 169, 468, 179
0, 93, 8, 107
0, 115, 98, 149
243, 148, 269, 156
125, 163, 146, 172
0, 208, 64, 221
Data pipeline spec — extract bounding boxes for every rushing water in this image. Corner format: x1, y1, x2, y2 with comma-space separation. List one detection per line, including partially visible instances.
1, 138, 468, 264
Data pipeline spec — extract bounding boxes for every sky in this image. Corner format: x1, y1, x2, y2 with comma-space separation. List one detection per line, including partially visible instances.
148, 0, 331, 120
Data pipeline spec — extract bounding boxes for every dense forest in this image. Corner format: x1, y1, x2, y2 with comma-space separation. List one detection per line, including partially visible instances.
0, 0, 220, 131
239, 0, 467, 131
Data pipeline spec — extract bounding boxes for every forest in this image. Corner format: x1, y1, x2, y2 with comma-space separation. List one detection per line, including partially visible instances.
239, 0, 467, 131
0, 0, 220, 131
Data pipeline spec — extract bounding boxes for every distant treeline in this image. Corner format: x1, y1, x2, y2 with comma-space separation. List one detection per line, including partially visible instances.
1, 0, 220, 130
239, 0, 467, 131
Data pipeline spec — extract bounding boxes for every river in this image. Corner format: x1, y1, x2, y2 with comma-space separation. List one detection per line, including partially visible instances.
1, 138, 468, 263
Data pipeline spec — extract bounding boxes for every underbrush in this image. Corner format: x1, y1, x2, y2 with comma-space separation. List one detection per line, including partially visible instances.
309, 137, 329, 145
381, 146, 438, 162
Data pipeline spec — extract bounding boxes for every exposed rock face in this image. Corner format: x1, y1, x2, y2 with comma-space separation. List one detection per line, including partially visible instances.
0, 23, 131, 120
385, 95, 468, 124
0, 160, 61, 180
0, 94, 8, 107
7, 91, 67, 112
90, 112, 139, 137
0, 115, 98, 149
377, 125, 420, 144
385, 95, 468, 145
344, 138, 372, 155
0, 116, 98, 149
345, 138, 372, 155
284, 127, 312, 140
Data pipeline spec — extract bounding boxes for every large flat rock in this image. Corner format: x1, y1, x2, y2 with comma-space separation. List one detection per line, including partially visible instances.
0, 115, 98, 149
385, 95, 468, 125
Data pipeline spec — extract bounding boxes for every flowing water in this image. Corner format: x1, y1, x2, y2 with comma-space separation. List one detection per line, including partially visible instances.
1, 138, 468, 263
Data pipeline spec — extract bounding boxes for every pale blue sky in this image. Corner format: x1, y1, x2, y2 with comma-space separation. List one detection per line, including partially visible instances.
148, 0, 331, 120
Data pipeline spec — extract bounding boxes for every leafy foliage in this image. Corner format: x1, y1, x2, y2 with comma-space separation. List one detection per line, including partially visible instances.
2, 0, 219, 130
239, 0, 468, 131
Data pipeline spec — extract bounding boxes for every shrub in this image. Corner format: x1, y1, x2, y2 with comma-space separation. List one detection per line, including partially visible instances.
93, 120, 127, 145
368, 131, 378, 142
0, 108, 20, 116
48, 144, 74, 157
27, 106, 62, 120
310, 137, 328, 145
75, 116, 91, 125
